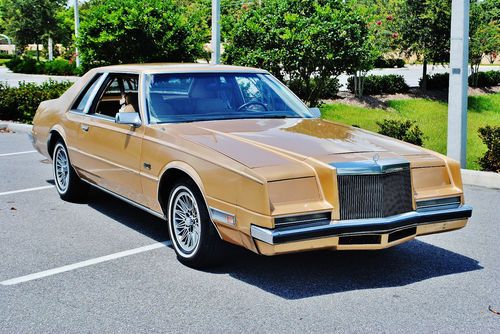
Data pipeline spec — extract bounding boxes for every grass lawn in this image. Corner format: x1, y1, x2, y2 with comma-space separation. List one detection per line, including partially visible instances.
321, 93, 500, 170
0, 59, 10, 65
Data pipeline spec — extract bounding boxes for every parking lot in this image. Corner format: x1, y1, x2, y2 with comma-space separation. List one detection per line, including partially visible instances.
0, 130, 498, 333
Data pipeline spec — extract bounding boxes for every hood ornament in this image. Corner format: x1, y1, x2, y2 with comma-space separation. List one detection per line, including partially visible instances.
373, 153, 380, 164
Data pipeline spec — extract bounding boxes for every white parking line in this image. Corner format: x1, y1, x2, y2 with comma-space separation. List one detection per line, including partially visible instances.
0, 150, 37, 157
0, 241, 172, 286
0, 185, 54, 196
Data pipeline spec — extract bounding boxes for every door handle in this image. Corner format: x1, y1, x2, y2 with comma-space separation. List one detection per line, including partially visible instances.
81, 124, 89, 132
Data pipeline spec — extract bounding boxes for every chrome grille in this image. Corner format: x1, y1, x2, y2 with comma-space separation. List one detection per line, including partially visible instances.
337, 168, 413, 220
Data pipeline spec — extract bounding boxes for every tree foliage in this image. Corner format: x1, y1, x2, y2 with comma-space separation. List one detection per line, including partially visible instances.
78, 0, 206, 70
224, 0, 370, 106
349, 0, 400, 96
469, 0, 500, 86
396, 0, 451, 90
1, 0, 65, 54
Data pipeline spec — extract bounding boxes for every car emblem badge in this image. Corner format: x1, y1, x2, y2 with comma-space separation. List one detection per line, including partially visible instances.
373, 153, 380, 164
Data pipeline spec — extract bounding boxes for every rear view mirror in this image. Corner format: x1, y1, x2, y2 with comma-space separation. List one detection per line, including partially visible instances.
309, 107, 321, 118
115, 112, 141, 127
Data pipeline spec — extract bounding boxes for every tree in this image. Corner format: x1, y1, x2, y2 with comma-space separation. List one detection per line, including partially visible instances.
469, 0, 500, 86
397, 0, 451, 91
0, 0, 7, 34
350, 0, 400, 96
224, 0, 370, 106
78, 0, 206, 70
2, 0, 65, 60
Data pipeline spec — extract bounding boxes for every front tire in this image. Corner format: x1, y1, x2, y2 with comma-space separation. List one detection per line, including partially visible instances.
167, 179, 224, 268
53, 141, 88, 202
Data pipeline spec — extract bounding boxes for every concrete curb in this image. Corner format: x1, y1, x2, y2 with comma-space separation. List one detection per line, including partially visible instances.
461, 169, 500, 190
0, 122, 33, 133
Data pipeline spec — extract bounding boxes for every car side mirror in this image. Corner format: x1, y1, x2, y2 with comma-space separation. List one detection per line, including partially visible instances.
115, 112, 141, 128
309, 107, 321, 118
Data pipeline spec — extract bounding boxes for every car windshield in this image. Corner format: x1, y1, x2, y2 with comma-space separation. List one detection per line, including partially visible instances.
144, 72, 313, 124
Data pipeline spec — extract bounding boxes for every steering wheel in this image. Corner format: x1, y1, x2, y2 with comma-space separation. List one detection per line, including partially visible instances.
237, 101, 268, 112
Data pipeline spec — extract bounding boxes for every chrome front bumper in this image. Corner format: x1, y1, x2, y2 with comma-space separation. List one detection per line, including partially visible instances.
251, 205, 472, 245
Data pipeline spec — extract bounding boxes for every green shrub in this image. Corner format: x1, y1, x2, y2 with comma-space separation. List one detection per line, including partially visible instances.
376, 119, 425, 146
6, 57, 40, 74
288, 78, 340, 102
0, 80, 73, 123
374, 57, 405, 68
43, 59, 77, 76
420, 73, 449, 90
0, 53, 13, 59
6, 57, 77, 76
469, 70, 500, 87
477, 126, 500, 173
347, 74, 409, 95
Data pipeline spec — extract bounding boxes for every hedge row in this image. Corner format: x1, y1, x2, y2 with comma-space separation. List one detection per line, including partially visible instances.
6, 57, 79, 76
347, 74, 409, 95
0, 80, 73, 123
288, 78, 340, 102
0, 53, 13, 59
419, 70, 500, 90
374, 57, 405, 69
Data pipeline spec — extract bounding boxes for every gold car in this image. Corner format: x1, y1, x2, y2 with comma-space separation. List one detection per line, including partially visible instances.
32, 64, 472, 267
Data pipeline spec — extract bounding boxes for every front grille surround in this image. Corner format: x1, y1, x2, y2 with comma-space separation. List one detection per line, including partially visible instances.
334, 160, 413, 220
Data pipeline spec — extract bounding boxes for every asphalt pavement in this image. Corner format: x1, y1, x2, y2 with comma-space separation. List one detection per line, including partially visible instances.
0, 131, 499, 333
0, 66, 78, 87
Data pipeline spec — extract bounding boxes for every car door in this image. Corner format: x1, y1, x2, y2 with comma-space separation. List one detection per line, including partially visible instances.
77, 73, 146, 205
65, 72, 106, 174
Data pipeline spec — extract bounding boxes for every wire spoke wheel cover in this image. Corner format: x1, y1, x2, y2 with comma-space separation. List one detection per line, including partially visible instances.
170, 186, 202, 256
54, 144, 70, 193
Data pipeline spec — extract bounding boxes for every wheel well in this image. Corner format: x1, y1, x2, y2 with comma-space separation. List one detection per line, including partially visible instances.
47, 130, 64, 158
158, 168, 198, 216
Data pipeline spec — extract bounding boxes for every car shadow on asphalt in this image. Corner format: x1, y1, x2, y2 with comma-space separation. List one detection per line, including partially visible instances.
85, 187, 168, 242
213, 241, 482, 299
84, 186, 483, 300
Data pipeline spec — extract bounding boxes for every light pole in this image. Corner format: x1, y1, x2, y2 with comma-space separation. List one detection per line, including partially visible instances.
447, 0, 469, 167
211, 0, 221, 64
73, 0, 81, 67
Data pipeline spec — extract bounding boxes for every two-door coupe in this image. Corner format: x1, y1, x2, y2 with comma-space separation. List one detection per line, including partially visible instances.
32, 64, 472, 267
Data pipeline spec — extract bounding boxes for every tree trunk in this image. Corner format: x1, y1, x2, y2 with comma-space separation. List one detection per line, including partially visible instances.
48, 37, 53, 61
421, 58, 427, 91
470, 61, 480, 87
36, 43, 40, 62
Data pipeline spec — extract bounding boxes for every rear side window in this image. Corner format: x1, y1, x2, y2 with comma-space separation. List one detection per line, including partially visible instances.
71, 74, 103, 112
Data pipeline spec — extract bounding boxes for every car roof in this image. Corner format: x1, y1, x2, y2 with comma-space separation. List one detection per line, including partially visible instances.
92, 63, 269, 74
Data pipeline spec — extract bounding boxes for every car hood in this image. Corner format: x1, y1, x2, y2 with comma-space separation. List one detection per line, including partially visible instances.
164, 118, 427, 168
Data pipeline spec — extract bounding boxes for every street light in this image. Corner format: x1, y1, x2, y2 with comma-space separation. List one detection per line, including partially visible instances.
73, 0, 81, 67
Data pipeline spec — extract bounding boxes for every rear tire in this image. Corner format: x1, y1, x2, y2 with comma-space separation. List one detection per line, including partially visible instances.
53, 141, 88, 202
167, 178, 225, 268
